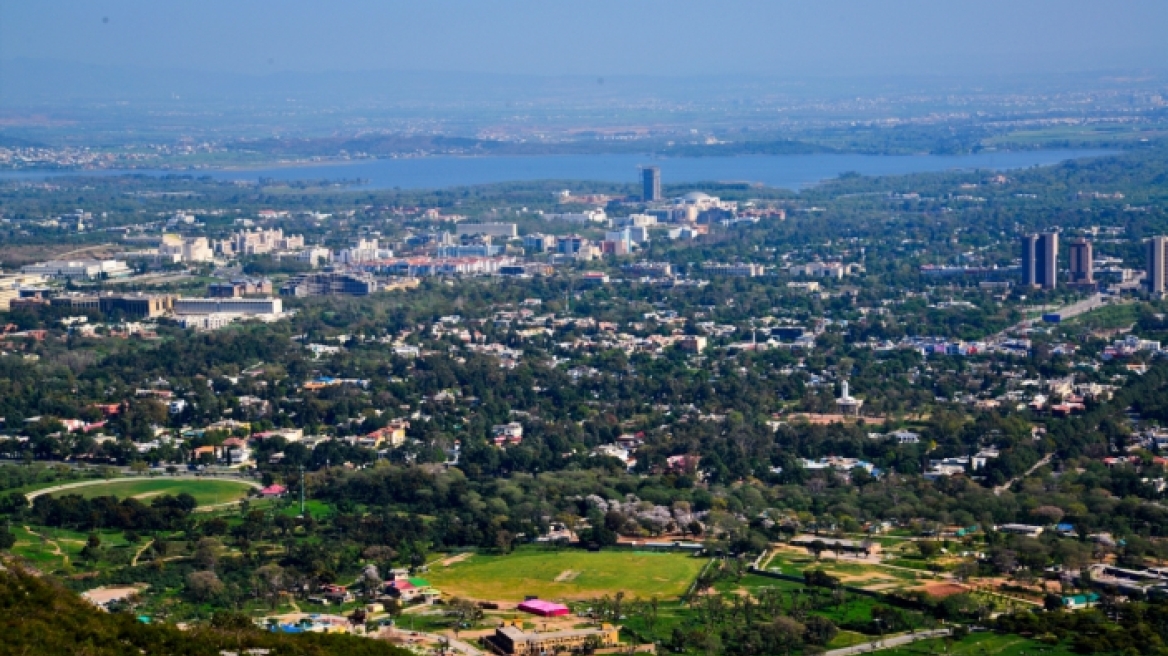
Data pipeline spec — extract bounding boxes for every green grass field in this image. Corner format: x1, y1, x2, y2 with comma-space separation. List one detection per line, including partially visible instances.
983, 126, 1163, 147
1065, 302, 1140, 331
712, 572, 806, 596
48, 478, 253, 507
763, 550, 926, 590
875, 631, 1075, 656
9, 524, 142, 572
829, 630, 874, 649
423, 548, 707, 602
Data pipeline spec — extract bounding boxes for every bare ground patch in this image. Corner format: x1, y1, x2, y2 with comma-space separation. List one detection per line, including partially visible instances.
921, 582, 968, 599
440, 552, 474, 567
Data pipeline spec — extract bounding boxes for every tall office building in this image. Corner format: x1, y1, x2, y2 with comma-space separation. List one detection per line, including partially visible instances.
1068, 238, 1094, 286
1021, 232, 1058, 289
642, 166, 661, 202
1021, 234, 1038, 287
1148, 236, 1168, 295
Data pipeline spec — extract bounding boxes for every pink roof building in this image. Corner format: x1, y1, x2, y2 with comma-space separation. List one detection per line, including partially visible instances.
260, 484, 287, 497
517, 599, 570, 617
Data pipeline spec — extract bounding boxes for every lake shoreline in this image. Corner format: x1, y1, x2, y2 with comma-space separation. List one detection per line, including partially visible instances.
0, 149, 1117, 191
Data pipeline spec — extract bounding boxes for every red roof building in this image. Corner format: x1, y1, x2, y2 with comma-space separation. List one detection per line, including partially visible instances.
517, 599, 570, 617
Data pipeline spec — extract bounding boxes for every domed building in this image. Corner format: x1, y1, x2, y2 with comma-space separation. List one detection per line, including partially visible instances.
675, 191, 734, 213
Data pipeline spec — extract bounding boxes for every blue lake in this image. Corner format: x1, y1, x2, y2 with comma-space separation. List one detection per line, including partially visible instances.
0, 150, 1114, 190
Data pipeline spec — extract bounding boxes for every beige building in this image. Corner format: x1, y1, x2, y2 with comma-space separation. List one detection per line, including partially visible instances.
158, 235, 214, 263
0, 286, 17, 312
217, 228, 305, 256
0, 273, 41, 311
50, 294, 174, 318
492, 623, 619, 655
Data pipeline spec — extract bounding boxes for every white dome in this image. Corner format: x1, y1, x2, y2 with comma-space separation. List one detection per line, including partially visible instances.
682, 191, 712, 201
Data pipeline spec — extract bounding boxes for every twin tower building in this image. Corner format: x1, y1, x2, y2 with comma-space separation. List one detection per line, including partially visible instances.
1021, 232, 1168, 295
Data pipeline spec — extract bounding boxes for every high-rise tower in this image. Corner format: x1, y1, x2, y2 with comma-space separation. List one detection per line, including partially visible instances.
1148, 236, 1168, 295
641, 166, 661, 202
1068, 238, 1093, 286
1022, 232, 1058, 289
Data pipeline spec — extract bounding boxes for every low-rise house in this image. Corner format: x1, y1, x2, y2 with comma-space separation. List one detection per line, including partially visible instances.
593, 444, 635, 469
789, 535, 880, 556
492, 422, 524, 447
1062, 593, 1100, 610
996, 523, 1044, 538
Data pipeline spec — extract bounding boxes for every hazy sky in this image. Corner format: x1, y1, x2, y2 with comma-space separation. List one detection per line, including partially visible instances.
2, 0, 1166, 78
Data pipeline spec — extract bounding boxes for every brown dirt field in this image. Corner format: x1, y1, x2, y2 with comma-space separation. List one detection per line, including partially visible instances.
835, 571, 897, 584
922, 583, 967, 599
81, 585, 146, 605
0, 243, 118, 268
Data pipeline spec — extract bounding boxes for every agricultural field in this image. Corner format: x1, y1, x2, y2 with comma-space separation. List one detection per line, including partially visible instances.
423, 547, 707, 602
45, 478, 255, 508
876, 630, 1076, 656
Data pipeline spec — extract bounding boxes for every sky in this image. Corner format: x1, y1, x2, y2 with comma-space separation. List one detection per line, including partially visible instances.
2, 0, 1167, 79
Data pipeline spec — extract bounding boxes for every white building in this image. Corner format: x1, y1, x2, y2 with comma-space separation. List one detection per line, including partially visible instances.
455, 223, 518, 239
158, 235, 214, 263
297, 247, 333, 267
790, 262, 854, 279
890, 430, 920, 444
492, 422, 524, 446
605, 229, 634, 252
173, 297, 282, 316
0, 273, 44, 311
702, 262, 764, 277
542, 209, 609, 225
836, 381, 864, 416
673, 191, 736, 212
613, 214, 657, 228
594, 443, 635, 468
21, 260, 131, 279
626, 226, 651, 245
338, 238, 393, 264
218, 228, 304, 256
177, 313, 244, 330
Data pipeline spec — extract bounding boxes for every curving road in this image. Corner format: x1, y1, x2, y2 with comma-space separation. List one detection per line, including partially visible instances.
993, 453, 1053, 496
24, 476, 262, 507
823, 629, 951, 656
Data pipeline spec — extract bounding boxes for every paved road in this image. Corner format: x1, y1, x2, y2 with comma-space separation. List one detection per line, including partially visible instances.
993, 453, 1053, 496
25, 476, 262, 505
1048, 293, 1109, 322
823, 629, 951, 656
992, 293, 1109, 342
